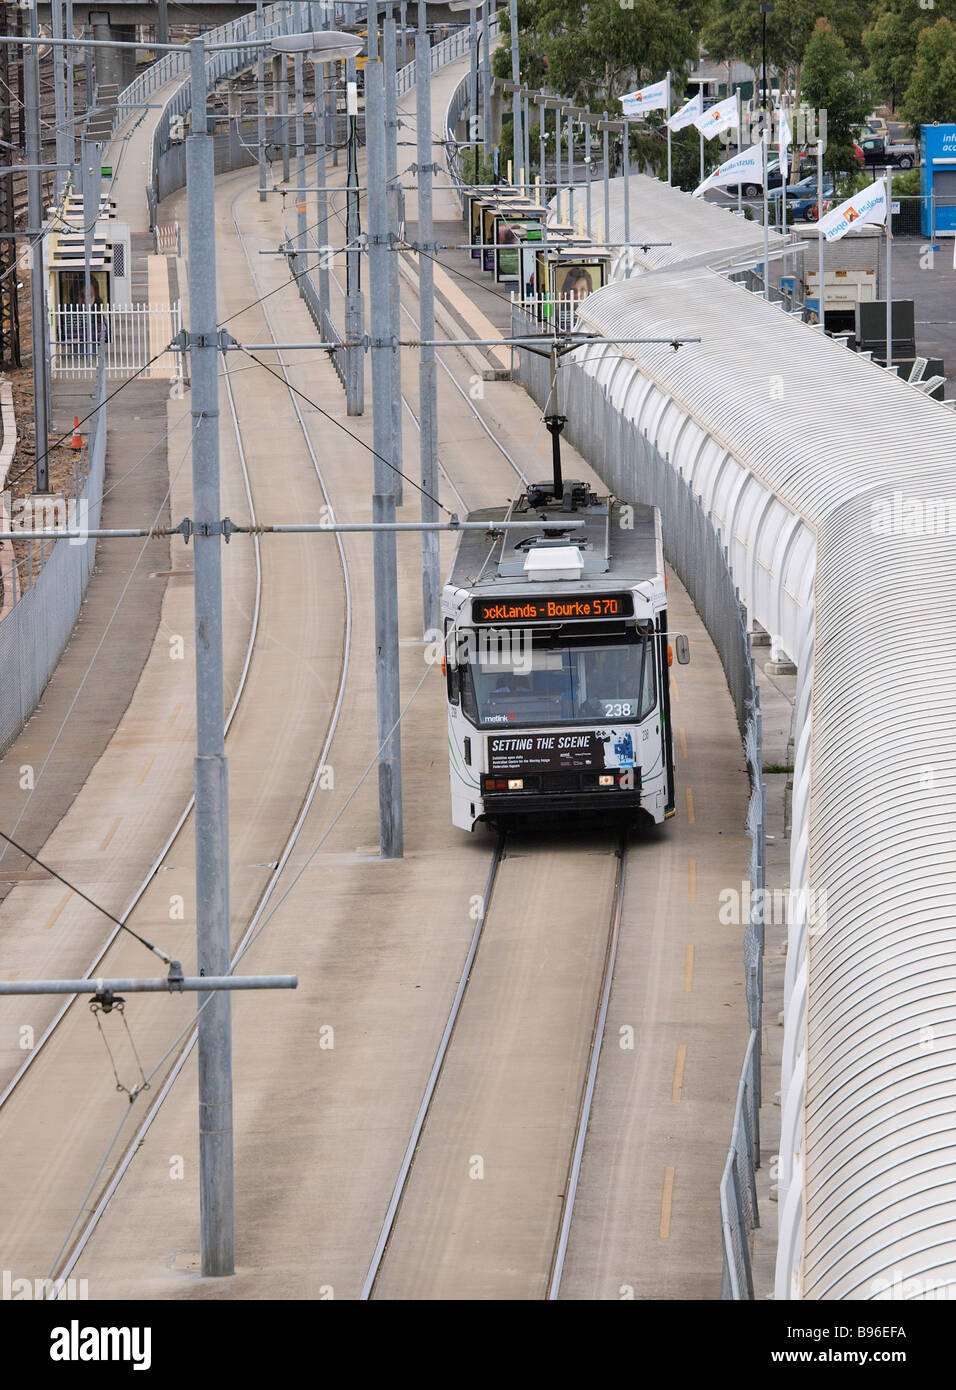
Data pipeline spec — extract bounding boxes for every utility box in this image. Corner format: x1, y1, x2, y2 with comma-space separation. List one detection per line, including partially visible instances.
919, 124, 956, 238
801, 223, 881, 330
856, 299, 917, 357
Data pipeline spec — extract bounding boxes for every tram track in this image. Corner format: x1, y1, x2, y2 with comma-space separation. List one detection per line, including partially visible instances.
362, 830, 629, 1300
0, 166, 355, 1290
314, 153, 634, 1299
43, 177, 358, 1289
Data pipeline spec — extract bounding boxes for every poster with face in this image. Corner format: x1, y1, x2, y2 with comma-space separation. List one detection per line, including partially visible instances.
494, 215, 545, 282
58, 268, 110, 309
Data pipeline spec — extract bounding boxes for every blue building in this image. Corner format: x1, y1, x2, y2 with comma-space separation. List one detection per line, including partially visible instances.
920, 124, 956, 237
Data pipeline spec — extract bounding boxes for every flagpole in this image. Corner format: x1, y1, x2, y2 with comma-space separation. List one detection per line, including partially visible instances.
763, 128, 770, 300
886, 167, 893, 373
666, 72, 672, 186
780, 104, 787, 288
816, 138, 825, 330
700, 127, 705, 185
623, 117, 630, 270
736, 87, 742, 214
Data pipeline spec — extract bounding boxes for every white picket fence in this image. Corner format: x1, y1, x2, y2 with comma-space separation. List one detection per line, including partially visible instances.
50, 302, 183, 380
511, 292, 585, 332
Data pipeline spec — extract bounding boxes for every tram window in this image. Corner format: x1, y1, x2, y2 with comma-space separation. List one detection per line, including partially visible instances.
461, 635, 656, 728
444, 620, 460, 705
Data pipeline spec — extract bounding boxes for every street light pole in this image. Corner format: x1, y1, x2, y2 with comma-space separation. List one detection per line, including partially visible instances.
186, 35, 235, 1279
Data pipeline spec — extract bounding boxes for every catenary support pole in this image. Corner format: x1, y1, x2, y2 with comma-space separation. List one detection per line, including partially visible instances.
344, 63, 364, 414
294, 48, 306, 255
187, 37, 235, 1279
51, 0, 67, 199
366, 60, 403, 859
480, 0, 491, 159
257, 3, 267, 201
314, 59, 330, 321
24, 6, 50, 491
384, 8, 403, 505
65, 0, 77, 184
416, 10, 439, 636
509, 0, 521, 186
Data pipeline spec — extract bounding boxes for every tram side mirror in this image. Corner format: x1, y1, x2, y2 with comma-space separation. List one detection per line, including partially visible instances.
674, 634, 691, 665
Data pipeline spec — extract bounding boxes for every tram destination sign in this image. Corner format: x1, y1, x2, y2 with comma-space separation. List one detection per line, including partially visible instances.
472, 593, 633, 624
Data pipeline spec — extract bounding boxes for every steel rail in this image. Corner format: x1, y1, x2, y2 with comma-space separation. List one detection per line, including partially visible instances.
548, 830, 629, 1298
360, 834, 507, 1299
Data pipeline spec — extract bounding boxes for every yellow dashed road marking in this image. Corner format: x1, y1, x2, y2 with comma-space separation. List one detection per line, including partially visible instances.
99, 816, 122, 852
672, 1045, 687, 1104
44, 891, 71, 930
660, 1167, 676, 1238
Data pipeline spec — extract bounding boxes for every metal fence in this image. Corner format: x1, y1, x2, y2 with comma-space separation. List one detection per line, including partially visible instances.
396, 18, 499, 99
295, 257, 346, 390
511, 307, 766, 1299
0, 356, 107, 756
50, 303, 182, 381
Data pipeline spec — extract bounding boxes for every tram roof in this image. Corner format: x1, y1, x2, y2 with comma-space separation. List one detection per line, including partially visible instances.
448, 501, 661, 594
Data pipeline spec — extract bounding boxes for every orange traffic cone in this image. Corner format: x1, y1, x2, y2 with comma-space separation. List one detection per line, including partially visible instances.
70, 417, 83, 450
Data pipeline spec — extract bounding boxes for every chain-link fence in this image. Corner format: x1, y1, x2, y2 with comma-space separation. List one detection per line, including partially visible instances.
0, 355, 107, 757
511, 309, 765, 1298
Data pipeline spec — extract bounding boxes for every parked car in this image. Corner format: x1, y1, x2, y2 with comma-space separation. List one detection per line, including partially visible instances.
866, 115, 889, 139
860, 135, 917, 169
792, 187, 835, 221
768, 172, 834, 203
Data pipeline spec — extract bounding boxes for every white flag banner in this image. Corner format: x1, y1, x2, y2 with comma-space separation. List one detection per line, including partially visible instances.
693, 142, 764, 198
695, 94, 739, 139
778, 107, 792, 181
816, 178, 887, 242
667, 90, 703, 132
620, 77, 669, 117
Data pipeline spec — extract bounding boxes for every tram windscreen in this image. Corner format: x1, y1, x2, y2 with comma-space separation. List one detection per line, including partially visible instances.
460, 632, 656, 728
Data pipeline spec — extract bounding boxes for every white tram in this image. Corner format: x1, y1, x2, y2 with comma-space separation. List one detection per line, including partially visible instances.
442, 474, 689, 832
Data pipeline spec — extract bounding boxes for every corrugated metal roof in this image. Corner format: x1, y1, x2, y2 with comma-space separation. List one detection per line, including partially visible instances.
575, 265, 956, 1299
595, 173, 788, 275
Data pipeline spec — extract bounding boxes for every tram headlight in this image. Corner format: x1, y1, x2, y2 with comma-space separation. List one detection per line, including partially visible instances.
507, 779, 524, 791
599, 775, 615, 787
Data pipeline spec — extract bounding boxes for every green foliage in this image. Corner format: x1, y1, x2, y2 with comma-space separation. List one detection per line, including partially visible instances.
863, 0, 956, 113
801, 19, 871, 175
902, 17, 956, 130
505, 0, 697, 110
459, 145, 497, 186
701, 0, 864, 85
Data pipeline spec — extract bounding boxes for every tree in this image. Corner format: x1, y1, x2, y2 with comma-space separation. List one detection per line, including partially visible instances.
800, 17, 871, 173
701, 0, 861, 103
864, 0, 956, 113
902, 17, 956, 129
513, 0, 698, 111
